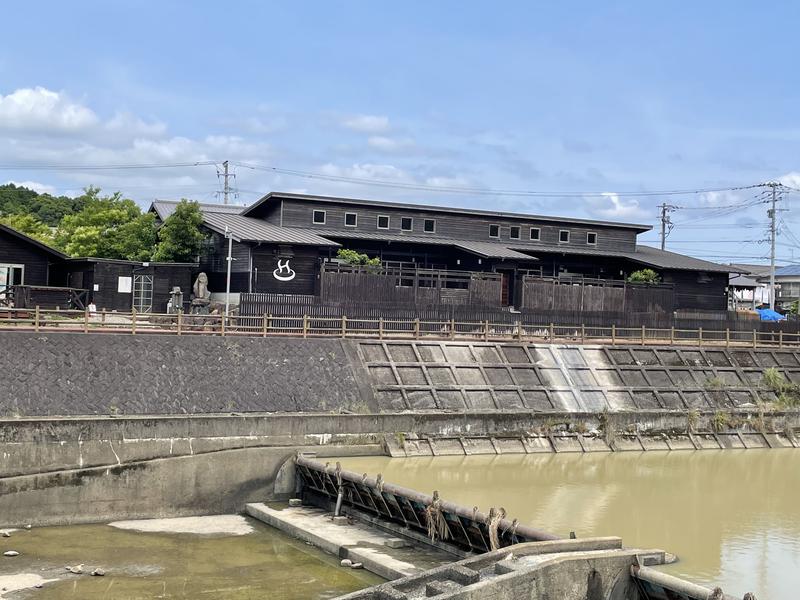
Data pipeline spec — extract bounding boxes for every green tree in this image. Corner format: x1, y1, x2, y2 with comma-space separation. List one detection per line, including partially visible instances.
0, 213, 55, 246
336, 248, 381, 266
152, 200, 207, 262
627, 268, 661, 284
54, 187, 157, 261
0, 183, 85, 226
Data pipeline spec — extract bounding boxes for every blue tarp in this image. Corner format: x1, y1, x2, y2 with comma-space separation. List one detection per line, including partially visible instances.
757, 308, 786, 321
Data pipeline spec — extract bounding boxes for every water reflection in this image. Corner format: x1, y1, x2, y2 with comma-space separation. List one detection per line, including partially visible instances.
338, 450, 800, 600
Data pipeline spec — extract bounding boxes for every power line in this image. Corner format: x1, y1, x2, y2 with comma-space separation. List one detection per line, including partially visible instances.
0, 161, 217, 171
232, 161, 762, 198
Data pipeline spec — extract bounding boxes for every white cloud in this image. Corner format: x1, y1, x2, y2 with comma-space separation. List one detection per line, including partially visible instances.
696, 189, 739, 206
342, 114, 390, 134
585, 192, 649, 220
424, 175, 472, 188
5, 180, 57, 195
105, 112, 167, 137
778, 171, 800, 189
367, 135, 414, 153
320, 162, 413, 182
0, 87, 98, 132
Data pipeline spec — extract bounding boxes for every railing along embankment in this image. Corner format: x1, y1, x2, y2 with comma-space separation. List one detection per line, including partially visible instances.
1, 307, 799, 349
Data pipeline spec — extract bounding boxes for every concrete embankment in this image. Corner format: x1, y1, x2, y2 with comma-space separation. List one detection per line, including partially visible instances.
2, 410, 799, 526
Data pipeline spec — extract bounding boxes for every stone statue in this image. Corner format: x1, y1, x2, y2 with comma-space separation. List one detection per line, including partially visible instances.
190, 272, 212, 314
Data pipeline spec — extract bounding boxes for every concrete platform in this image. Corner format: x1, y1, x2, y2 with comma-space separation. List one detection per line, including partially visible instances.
245, 502, 453, 580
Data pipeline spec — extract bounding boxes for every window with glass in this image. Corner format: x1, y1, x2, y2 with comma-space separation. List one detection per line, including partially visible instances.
529, 227, 540, 241
510, 226, 520, 239
559, 230, 570, 243
587, 232, 597, 245
489, 224, 500, 238
344, 212, 358, 227
423, 219, 436, 233
401, 217, 413, 231
312, 210, 326, 224
0, 264, 23, 295
377, 215, 390, 229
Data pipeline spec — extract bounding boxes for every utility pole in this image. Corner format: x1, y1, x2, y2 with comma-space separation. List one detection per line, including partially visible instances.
222, 160, 230, 205
767, 182, 779, 310
658, 204, 677, 250
224, 225, 233, 317
216, 160, 236, 205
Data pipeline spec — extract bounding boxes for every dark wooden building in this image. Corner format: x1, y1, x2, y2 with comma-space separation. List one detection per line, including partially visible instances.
0, 223, 67, 292
50, 258, 196, 312
151, 193, 741, 312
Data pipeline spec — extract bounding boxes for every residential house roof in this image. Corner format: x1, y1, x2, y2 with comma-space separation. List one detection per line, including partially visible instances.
150, 200, 337, 247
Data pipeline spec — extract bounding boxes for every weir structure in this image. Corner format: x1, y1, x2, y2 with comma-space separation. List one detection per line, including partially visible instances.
276, 456, 750, 600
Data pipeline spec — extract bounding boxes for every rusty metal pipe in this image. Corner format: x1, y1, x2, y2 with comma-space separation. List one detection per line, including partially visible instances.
296, 455, 559, 542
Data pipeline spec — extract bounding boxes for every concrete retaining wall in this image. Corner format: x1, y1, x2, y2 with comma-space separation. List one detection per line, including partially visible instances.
2, 410, 799, 526
2, 331, 799, 416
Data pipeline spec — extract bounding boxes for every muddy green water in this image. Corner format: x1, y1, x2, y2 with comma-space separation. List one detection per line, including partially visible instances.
339, 449, 800, 600
0, 516, 381, 599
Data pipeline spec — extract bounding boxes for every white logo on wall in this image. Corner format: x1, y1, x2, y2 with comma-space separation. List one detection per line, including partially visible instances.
273, 259, 296, 282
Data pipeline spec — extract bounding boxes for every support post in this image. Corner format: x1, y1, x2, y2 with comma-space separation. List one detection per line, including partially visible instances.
34, 305, 40, 332
221, 312, 226, 336
379, 317, 384, 340
101, 308, 106, 326
262, 313, 268, 338
83, 309, 89, 333
698, 327, 702, 346
341, 315, 347, 338
641, 324, 646, 346
131, 308, 137, 334
516, 320, 522, 341
725, 328, 730, 348
779, 330, 783, 348
302, 314, 309, 338
611, 324, 616, 346
581, 323, 585, 344
484, 319, 489, 341
177, 310, 182, 336
450, 318, 455, 340
414, 318, 420, 339
670, 326, 675, 345
753, 329, 757, 348
549, 322, 555, 343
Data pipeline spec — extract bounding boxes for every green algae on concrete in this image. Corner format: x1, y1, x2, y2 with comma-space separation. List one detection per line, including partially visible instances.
0, 516, 381, 599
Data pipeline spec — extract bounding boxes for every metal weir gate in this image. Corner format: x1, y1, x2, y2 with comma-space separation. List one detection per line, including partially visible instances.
295, 455, 558, 554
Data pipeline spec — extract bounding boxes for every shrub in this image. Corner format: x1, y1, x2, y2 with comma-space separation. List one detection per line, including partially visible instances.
627, 268, 661, 284
337, 249, 381, 267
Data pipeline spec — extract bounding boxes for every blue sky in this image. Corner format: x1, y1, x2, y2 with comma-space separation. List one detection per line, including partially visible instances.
2, 1, 800, 263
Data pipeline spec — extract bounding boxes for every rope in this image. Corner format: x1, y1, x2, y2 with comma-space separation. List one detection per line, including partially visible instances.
425, 491, 450, 542
487, 507, 506, 551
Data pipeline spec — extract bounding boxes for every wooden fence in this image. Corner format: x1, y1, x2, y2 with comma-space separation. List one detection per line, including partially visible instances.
239, 294, 780, 335
519, 276, 675, 313
3, 307, 800, 349
320, 264, 502, 307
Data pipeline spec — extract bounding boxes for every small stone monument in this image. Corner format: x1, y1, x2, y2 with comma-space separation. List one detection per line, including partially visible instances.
168, 287, 183, 314
190, 272, 212, 314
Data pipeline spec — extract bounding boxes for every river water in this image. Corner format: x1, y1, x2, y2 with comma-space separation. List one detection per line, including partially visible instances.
0, 515, 380, 599
339, 449, 800, 600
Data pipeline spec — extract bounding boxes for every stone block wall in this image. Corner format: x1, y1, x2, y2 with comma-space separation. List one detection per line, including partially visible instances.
360, 341, 800, 412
